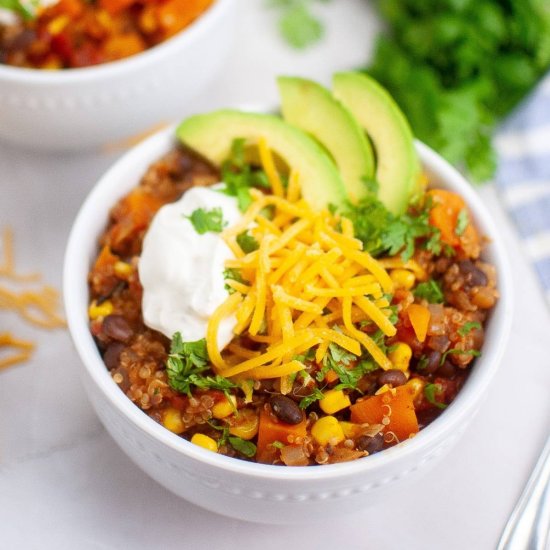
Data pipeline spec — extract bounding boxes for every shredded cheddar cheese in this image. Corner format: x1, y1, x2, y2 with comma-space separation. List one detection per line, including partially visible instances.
0, 227, 66, 371
204, 144, 398, 380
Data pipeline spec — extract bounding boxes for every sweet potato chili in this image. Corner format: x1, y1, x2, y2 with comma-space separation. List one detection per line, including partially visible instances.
87, 143, 498, 466
0, 0, 213, 68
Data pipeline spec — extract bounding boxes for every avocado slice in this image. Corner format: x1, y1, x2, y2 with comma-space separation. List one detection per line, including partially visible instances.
176, 110, 346, 211
333, 72, 420, 214
278, 76, 375, 203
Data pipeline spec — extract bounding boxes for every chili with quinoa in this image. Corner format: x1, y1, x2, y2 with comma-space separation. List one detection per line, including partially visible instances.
0, 0, 213, 69
88, 144, 498, 467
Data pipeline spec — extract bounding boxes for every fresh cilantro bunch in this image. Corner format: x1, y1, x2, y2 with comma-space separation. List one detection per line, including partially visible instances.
343, 194, 441, 261
368, 0, 550, 182
268, 0, 331, 49
166, 334, 237, 398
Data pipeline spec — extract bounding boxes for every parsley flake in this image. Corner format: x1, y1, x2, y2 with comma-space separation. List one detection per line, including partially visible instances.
299, 387, 325, 409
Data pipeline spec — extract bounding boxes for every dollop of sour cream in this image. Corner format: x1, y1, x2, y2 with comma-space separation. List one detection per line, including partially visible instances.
139, 186, 242, 349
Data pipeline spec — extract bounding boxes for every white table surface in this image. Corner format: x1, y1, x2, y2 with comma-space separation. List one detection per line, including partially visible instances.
1, 2, 549, 549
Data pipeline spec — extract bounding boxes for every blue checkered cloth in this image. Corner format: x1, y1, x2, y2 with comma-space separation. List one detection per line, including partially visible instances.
494, 75, 550, 304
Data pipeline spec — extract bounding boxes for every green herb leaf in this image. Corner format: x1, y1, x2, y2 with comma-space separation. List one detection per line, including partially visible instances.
166, 333, 237, 397
220, 139, 270, 212
223, 268, 247, 294
440, 347, 481, 365
424, 383, 447, 409
236, 230, 260, 253
270, 440, 285, 449
277, 2, 324, 49
457, 321, 482, 337
228, 436, 257, 458
343, 195, 441, 261
455, 208, 469, 236
0, 0, 34, 19
413, 279, 444, 303
299, 387, 325, 409
186, 207, 226, 234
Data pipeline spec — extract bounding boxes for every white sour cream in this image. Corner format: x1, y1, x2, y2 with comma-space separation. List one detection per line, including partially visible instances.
139, 186, 242, 349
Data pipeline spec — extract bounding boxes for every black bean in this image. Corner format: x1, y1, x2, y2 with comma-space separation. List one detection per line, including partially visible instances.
103, 342, 125, 369
459, 260, 488, 287
418, 351, 441, 375
102, 315, 133, 342
377, 369, 407, 387
269, 395, 304, 425
437, 361, 457, 378
357, 433, 384, 454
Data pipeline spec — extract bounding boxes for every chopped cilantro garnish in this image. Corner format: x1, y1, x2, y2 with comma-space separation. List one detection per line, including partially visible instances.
270, 440, 285, 449
413, 279, 444, 304
343, 195, 441, 261
166, 333, 237, 398
236, 230, 259, 253
299, 387, 325, 409
228, 436, 257, 458
457, 321, 482, 337
440, 348, 481, 365
223, 268, 247, 294
186, 207, 226, 234
424, 383, 447, 410
219, 139, 270, 212
455, 208, 469, 236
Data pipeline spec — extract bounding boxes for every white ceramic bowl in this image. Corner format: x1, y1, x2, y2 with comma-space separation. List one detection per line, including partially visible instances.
64, 126, 513, 523
0, 0, 234, 151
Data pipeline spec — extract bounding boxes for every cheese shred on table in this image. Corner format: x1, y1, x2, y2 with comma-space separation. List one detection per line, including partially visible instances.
0, 227, 66, 371
206, 150, 396, 381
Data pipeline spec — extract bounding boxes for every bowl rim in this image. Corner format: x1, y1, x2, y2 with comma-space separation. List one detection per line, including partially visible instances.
0, 0, 232, 83
63, 123, 514, 482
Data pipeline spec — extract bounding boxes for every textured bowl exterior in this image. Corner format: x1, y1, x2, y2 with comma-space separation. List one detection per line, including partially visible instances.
64, 127, 513, 523
0, 0, 234, 151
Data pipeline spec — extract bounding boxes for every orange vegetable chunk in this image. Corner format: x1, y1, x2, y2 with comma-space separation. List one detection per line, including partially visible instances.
407, 303, 430, 343
256, 407, 307, 463
350, 386, 419, 442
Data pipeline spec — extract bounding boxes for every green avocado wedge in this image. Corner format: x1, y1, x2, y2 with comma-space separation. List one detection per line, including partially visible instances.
176, 110, 347, 211
278, 76, 375, 203
333, 72, 420, 215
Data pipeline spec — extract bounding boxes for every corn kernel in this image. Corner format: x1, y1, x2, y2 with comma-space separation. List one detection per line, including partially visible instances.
191, 433, 218, 452
390, 269, 416, 290
162, 407, 184, 434
114, 261, 133, 278
311, 416, 345, 446
375, 384, 397, 396
47, 15, 69, 35
212, 395, 237, 419
405, 378, 425, 401
339, 421, 362, 439
88, 299, 113, 320
319, 389, 351, 414
388, 342, 412, 372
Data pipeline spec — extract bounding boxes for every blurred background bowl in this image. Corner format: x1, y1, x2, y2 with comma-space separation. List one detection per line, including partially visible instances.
63, 123, 513, 524
0, 0, 235, 151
